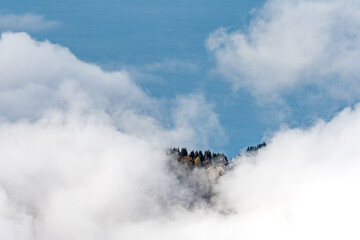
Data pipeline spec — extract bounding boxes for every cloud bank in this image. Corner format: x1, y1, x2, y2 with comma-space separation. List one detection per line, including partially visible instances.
0, 13, 60, 32
214, 105, 360, 239
2, 69, 360, 239
1, 9, 360, 239
207, 0, 360, 99
0, 31, 224, 239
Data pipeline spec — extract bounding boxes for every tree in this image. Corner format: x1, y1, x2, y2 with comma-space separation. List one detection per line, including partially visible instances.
199, 150, 204, 162
180, 148, 188, 157
204, 150, 211, 160
194, 157, 201, 167
183, 155, 194, 167
189, 151, 195, 159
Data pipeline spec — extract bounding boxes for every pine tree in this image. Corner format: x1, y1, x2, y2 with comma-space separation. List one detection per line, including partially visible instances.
180, 148, 188, 157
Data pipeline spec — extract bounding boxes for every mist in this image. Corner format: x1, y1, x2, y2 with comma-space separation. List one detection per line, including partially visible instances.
1, 29, 360, 239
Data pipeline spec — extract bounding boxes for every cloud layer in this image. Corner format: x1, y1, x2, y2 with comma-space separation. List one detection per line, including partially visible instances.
0, 31, 224, 239
0, 13, 60, 32
207, 0, 360, 99
215, 104, 360, 239
1, 30, 360, 240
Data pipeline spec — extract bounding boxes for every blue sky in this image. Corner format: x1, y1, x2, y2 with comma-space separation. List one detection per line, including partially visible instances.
1, 0, 357, 157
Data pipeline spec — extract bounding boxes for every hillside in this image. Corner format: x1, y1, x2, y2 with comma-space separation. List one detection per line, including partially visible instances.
165, 143, 267, 205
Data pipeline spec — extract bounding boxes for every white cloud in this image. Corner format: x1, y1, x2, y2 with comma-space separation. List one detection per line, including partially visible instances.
103, 104, 360, 240
1, 30, 360, 239
0, 31, 223, 147
0, 32, 148, 120
0, 13, 60, 32
1, 94, 358, 240
207, 0, 360, 99
0, 32, 223, 239
213, 104, 360, 239
172, 94, 226, 148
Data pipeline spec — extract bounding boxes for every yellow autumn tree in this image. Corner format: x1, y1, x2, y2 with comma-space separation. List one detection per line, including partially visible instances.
183, 155, 192, 163
194, 157, 201, 167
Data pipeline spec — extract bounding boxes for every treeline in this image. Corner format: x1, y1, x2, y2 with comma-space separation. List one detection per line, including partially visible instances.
168, 141, 267, 169
246, 142, 266, 152
168, 148, 228, 168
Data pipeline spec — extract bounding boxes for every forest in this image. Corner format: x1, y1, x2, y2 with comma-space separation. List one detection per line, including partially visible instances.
168, 141, 267, 170
165, 142, 267, 203
168, 147, 228, 168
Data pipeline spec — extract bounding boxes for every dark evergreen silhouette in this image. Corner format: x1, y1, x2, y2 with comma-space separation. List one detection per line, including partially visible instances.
246, 142, 266, 152
169, 141, 266, 172
180, 148, 188, 157
169, 147, 229, 169
198, 150, 204, 162
189, 151, 195, 159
